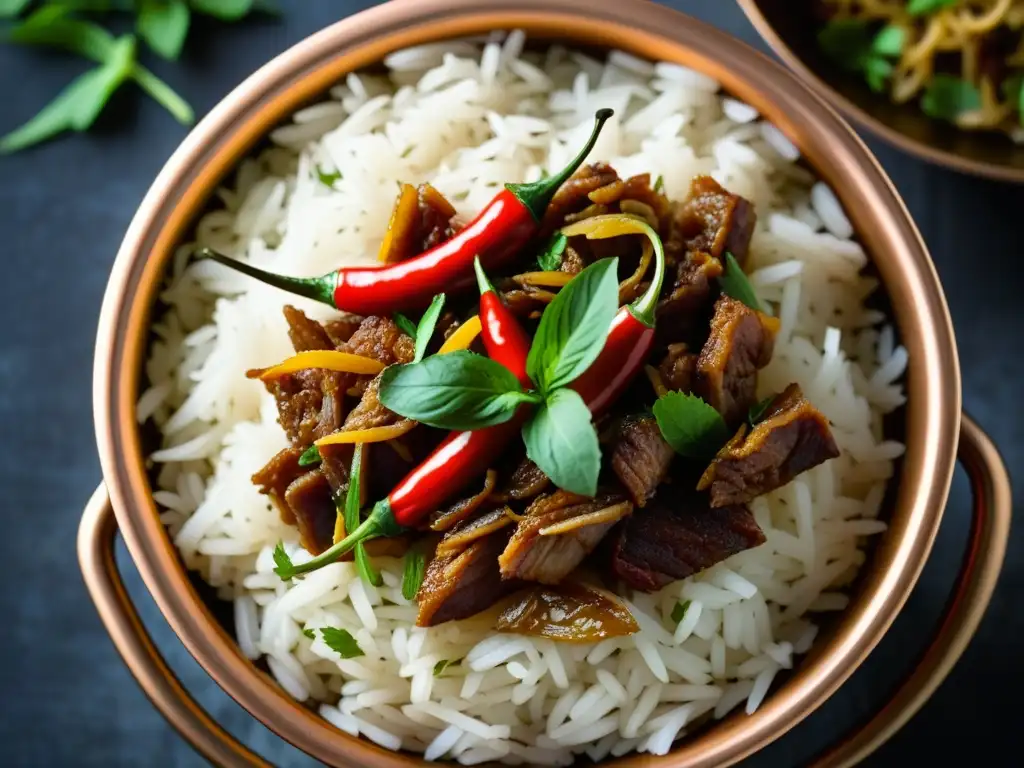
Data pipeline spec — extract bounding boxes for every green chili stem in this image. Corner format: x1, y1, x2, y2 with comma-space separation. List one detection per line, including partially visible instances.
284, 500, 403, 577
505, 108, 614, 222
627, 220, 667, 328
473, 255, 497, 296
197, 248, 337, 307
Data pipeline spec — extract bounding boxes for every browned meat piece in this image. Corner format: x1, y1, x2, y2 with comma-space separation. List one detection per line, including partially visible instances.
609, 491, 765, 591
675, 175, 757, 267
503, 287, 557, 318
497, 582, 639, 642
698, 383, 840, 507
492, 457, 551, 503
341, 316, 415, 367
323, 315, 364, 347
542, 162, 620, 232
611, 415, 675, 507
282, 305, 334, 351
342, 373, 403, 432
283, 470, 337, 555
416, 529, 519, 626
499, 491, 633, 584
559, 245, 586, 274
429, 470, 497, 531
317, 442, 354, 496
659, 343, 698, 393
435, 312, 462, 342
251, 446, 307, 526
655, 252, 723, 341
435, 507, 515, 558
417, 182, 459, 252
695, 296, 779, 427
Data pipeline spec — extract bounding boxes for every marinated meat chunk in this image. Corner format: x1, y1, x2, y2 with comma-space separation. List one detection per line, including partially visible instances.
491, 458, 551, 504
416, 529, 519, 626
417, 182, 459, 252
429, 470, 498, 531
499, 491, 633, 584
542, 162, 619, 232
283, 470, 337, 556
659, 343, 698, 393
676, 175, 757, 267
609, 491, 765, 591
656, 252, 723, 341
503, 287, 557, 319
283, 305, 334, 352
251, 446, 307, 525
695, 296, 779, 427
342, 373, 403, 432
559, 245, 586, 275
698, 383, 840, 506
610, 415, 675, 507
323, 315, 364, 347
435, 507, 515, 558
341, 316, 415, 367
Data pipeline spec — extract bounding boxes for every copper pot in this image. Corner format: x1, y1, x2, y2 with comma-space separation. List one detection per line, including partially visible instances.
78, 1, 1012, 766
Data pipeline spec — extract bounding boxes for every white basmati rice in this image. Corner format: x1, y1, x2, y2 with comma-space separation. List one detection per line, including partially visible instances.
139, 32, 905, 762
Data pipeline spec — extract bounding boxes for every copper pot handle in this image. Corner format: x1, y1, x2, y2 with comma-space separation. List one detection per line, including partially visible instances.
810, 413, 1011, 767
77, 484, 272, 768
79, 416, 1009, 768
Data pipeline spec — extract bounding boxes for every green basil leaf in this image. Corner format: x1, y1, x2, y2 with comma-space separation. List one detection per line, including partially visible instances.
0, 0, 32, 18
316, 165, 341, 189
401, 550, 426, 601
298, 444, 321, 467
433, 658, 461, 676
653, 391, 730, 460
871, 25, 905, 57
653, 174, 664, 193
748, 395, 775, 427
9, 7, 116, 61
537, 233, 568, 272
301, 628, 316, 640
817, 19, 872, 73
354, 542, 382, 586
718, 252, 761, 312
906, 0, 957, 15
522, 387, 600, 497
379, 351, 537, 430
863, 56, 893, 93
189, 0, 253, 21
320, 627, 364, 659
393, 312, 417, 340
526, 257, 619, 392
671, 600, 691, 625
137, 0, 191, 60
412, 293, 445, 364
920, 75, 982, 122
343, 445, 363, 536
272, 541, 295, 580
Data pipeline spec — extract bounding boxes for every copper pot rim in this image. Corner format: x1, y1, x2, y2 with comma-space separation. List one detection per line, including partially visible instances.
91, 1, 961, 766
736, 0, 1024, 185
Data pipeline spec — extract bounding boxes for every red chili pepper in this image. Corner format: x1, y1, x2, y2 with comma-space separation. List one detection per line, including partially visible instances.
199, 110, 614, 316
473, 256, 533, 386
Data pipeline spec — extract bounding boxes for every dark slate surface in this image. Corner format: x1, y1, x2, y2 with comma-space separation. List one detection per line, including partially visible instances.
0, 1, 1018, 765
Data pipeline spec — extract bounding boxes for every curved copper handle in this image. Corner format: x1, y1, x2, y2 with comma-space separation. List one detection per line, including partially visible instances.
77, 484, 272, 768
810, 413, 1011, 767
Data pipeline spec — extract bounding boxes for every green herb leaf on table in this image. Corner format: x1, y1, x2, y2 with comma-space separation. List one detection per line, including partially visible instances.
522, 387, 600, 497
393, 313, 418, 340
9, 6, 117, 60
401, 549, 426, 601
136, 0, 191, 60
316, 165, 342, 189
434, 658, 460, 676
920, 75, 982, 123
354, 543, 382, 586
526, 257, 619, 393
0, 0, 31, 18
671, 600, 691, 625
379, 350, 539, 431
298, 443, 321, 467
272, 541, 295, 580
412, 293, 445, 364
302, 628, 316, 640
189, 0, 255, 21
537, 232, 568, 272
653, 391, 730, 460
748, 395, 775, 427
320, 627, 364, 659
718, 252, 761, 312
906, 0, 958, 15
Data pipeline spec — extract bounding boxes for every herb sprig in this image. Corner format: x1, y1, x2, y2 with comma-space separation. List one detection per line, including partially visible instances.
1, 0, 275, 152
817, 19, 905, 94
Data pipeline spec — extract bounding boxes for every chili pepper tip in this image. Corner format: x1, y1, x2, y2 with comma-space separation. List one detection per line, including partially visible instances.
473, 256, 497, 297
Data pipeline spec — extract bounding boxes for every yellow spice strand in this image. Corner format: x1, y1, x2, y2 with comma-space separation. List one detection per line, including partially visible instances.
315, 420, 416, 447
249, 350, 385, 380
438, 315, 482, 354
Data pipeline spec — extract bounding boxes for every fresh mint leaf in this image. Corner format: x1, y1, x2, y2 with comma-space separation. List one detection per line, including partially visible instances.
653, 391, 730, 460
302, 628, 316, 640
137, 0, 191, 60
433, 658, 461, 676
871, 25, 905, 57
272, 542, 295, 580
298, 443, 321, 467
401, 549, 426, 601
817, 19, 872, 73
412, 293, 445, 364
906, 0, 957, 15
320, 627, 364, 659
526, 257, 619, 393
393, 313, 417, 340
718, 252, 761, 311
189, 0, 254, 20
863, 57, 893, 93
537, 233, 568, 272
354, 542, 382, 586
920, 75, 982, 122
379, 350, 539, 431
316, 165, 341, 189
523, 387, 600, 497
748, 395, 775, 427
671, 600, 691, 625
0, 0, 31, 18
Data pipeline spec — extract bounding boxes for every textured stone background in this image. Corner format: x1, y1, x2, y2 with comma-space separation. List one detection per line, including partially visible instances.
0, 1, 1019, 765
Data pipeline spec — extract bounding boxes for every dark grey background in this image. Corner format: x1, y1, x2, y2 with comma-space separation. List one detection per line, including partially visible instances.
0, 1, 1019, 765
